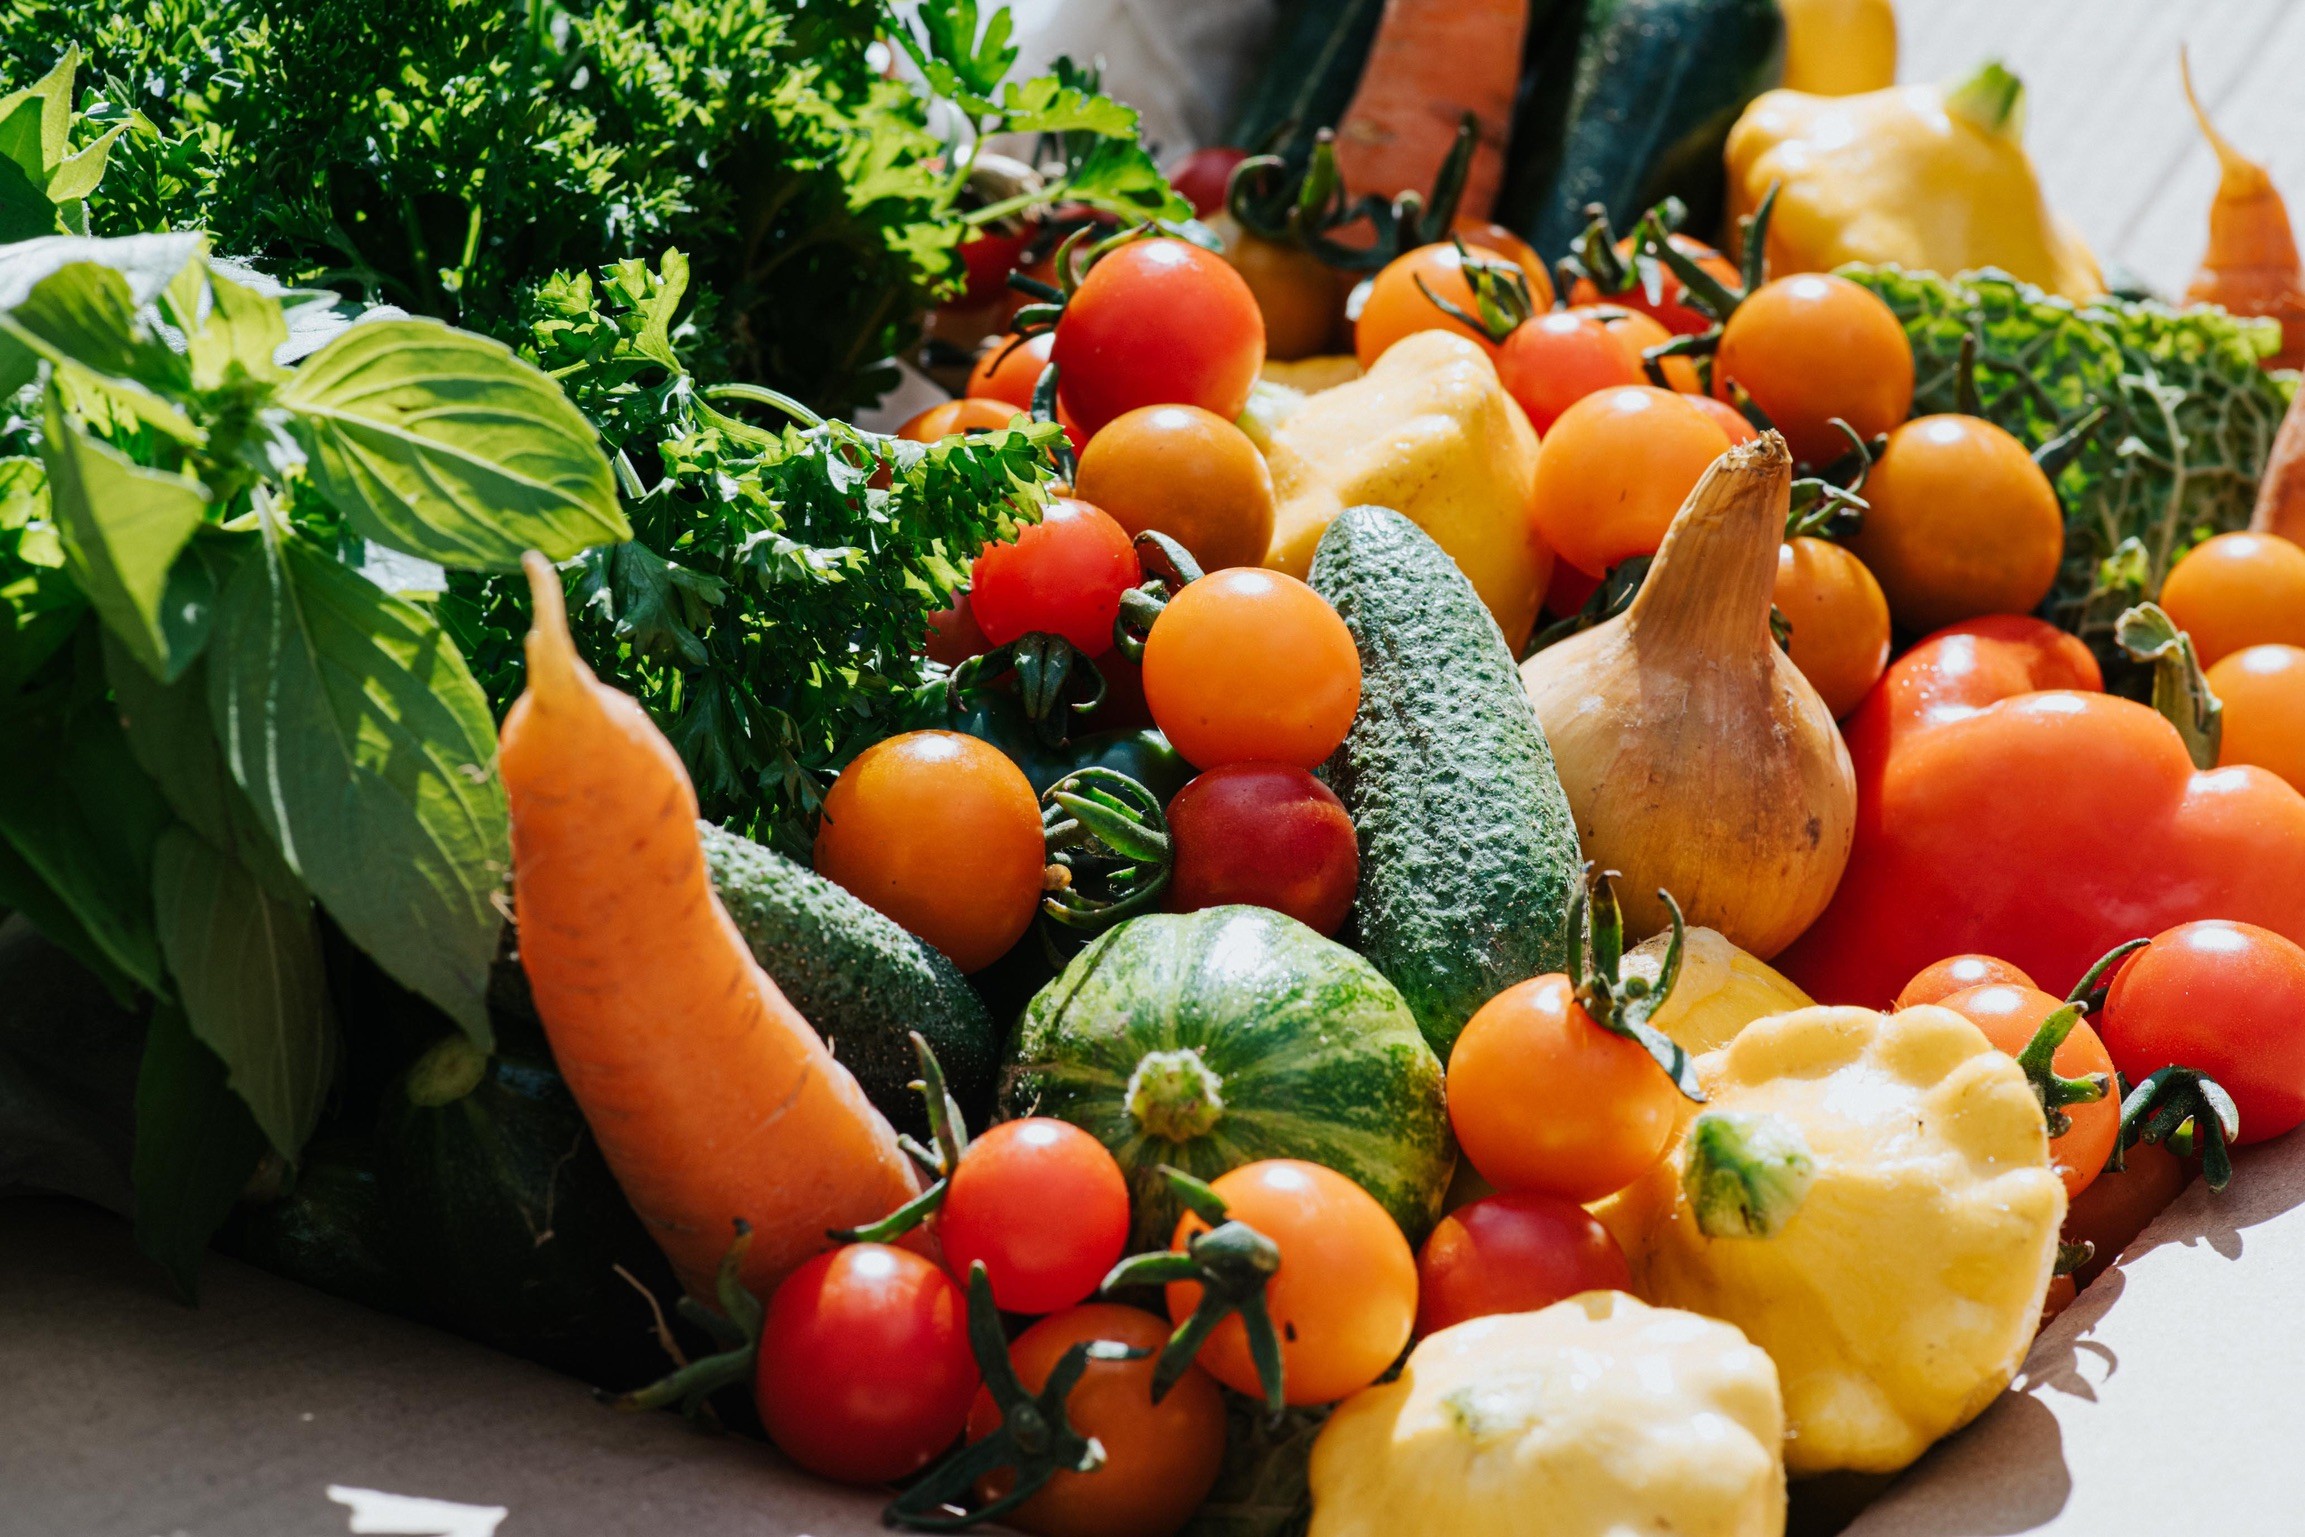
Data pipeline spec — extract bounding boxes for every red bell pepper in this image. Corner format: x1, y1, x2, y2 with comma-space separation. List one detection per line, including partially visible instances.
1779, 615, 2305, 1006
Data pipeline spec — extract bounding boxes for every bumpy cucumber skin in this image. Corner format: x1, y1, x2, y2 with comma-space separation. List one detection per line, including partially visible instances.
1003, 906, 1453, 1251
1310, 506, 1583, 1060
700, 821, 998, 1136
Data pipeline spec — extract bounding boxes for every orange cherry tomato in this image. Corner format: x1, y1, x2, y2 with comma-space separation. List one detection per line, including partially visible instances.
815, 731, 1044, 972
1451, 218, 1555, 305
1584, 305, 1701, 393
1165, 1160, 1416, 1406
1355, 242, 1515, 366
970, 332, 1055, 409
1938, 982, 2120, 1199
1495, 310, 1642, 434
1140, 569, 1361, 769
1225, 229, 1346, 362
1073, 404, 1276, 572
1773, 536, 1891, 719
965, 1304, 1226, 1537
1896, 954, 2040, 1011
901, 396, 1021, 442
1446, 974, 1685, 1202
2209, 643, 2305, 792
2062, 1137, 2189, 1287
1568, 233, 1740, 335
2159, 532, 2305, 667
1529, 385, 1731, 577
1686, 393, 1759, 444
1846, 414, 2064, 634
1714, 273, 1914, 465
1414, 1190, 1629, 1339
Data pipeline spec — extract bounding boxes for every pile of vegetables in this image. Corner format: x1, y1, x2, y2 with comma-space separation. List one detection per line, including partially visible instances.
10, 4, 2305, 1537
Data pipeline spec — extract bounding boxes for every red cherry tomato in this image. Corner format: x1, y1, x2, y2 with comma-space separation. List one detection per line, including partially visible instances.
1896, 954, 2039, 1011
1053, 238, 1265, 438
2099, 920, 2305, 1145
1169, 146, 1248, 218
924, 588, 992, 666
1544, 556, 1602, 619
902, 397, 1021, 443
1495, 310, 1643, 434
938, 1119, 1132, 1315
957, 228, 1031, 307
755, 1244, 979, 1484
1568, 233, 1742, 335
1414, 1191, 1630, 1338
970, 332, 1056, 409
969, 498, 1142, 656
1166, 762, 1360, 935
1140, 569, 1361, 769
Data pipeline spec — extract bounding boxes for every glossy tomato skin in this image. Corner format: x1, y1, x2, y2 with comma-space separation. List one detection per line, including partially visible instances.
924, 588, 992, 666
1939, 983, 2120, 1198
1169, 147, 1248, 218
1413, 1191, 1630, 1338
1165, 1160, 1416, 1407
1165, 763, 1359, 935
969, 498, 1142, 657
1687, 393, 1760, 444
756, 1244, 979, 1484
1529, 385, 1731, 577
1355, 242, 1513, 366
815, 731, 1045, 972
1715, 273, 1913, 466
939, 1119, 1131, 1315
1053, 239, 1264, 438
902, 397, 1020, 442
1896, 954, 2039, 1010
2158, 532, 2305, 668
957, 228, 1032, 306
1773, 535, 1891, 719
970, 332, 1056, 409
1848, 415, 2064, 635
2099, 921, 2305, 1145
1225, 229, 1346, 361
2210, 644, 2305, 793
1495, 310, 1642, 434
965, 1305, 1226, 1537
1585, 305, 1700, 392
1446, 974, 1683, 1202
1569, 234, 1740, 335
1140, 570, 1361, 770
1072, 404, 1276, 573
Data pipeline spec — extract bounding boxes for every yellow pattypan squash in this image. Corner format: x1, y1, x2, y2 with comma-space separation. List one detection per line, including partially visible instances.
1624, 925, 1813, 1057
1262, 330, 1547, 651
1779, 0, 1897, 96
1604, 1004, 2066, 1476
1309, 1291, 1785, 1537
1726, 61, 2102, 302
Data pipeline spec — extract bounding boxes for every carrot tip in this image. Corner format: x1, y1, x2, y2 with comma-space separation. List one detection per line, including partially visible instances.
521, 550, 590, 708
2180, 47, 2269, 192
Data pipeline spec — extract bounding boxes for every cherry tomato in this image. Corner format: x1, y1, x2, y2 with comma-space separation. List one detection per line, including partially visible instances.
2099, 920, 2305, 1144
1585, 305, 1700, 393
957, 228, 1032, 307
2062, 1137, 2189, 1287
902, 397, 1020, 443
1774, 535, 1891, 719
1168, 146, 1248, 219
1938, 982, 2120, 1198
965, 1304, 1226, 1537
1896, 954, 2039, 1011
1452, 219, 1554, 303
1223, 228, 1346, 362
970, 498, 1142, 656
1073, 405, 1276, 572
1495, 310, 1642, 434
940, 1119, 1131, 1315
1355, 242, 1516, 366
1165, 1160, 1416, 1406
1687, 393, 1760, 444
2209, 643, 2305, 793
1544, 554, 1602, 619
1446, 974, 1685, 1201
1165, 762, 1359, 935
1846, 415, 2065, 634
970, 332, 1056, 409
2159, 532, 2305, 667
924, 588, 992, 666
1715, 274, 1914, 466
1413, 1191, 1630, 1338
1529, 385, 1731, 577
2040, 1271, 2077, 1323
815, 731, 1045, 972
756, 1243, 978, 1484
1140, 569, 1361, 769
1569, 233, 1741, 336
1053, 239, 1265, 437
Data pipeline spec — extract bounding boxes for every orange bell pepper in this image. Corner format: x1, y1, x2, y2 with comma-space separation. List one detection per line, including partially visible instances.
1779, 616, 2305, 1006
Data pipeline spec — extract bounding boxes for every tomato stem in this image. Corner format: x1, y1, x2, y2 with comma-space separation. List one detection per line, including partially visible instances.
1100, 1166, 1287, 1415
603, 1221, 761, 1420
2117, 1066, 2240, 1191
2013, 1002, 2110, 1137
1568, 866, 1705, 1101
828, 1034, 971, 1245
2117, 601, 2224, 770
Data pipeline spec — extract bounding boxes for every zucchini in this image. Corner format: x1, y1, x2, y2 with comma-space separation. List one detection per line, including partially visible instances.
1500, 0, 1786, 258
218, 1133, 430, 1320
1308, 505, 1583, 1059
1229, 0, 1388, 165
701, 821, 999, 1136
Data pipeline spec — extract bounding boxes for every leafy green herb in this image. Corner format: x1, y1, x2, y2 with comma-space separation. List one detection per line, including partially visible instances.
0, 49, 130, 241
131, 999, 270, 1300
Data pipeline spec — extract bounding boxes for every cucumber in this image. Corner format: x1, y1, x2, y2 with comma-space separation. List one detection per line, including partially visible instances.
1308, 505, 1583, 1059
1229, 0, 1387, 165
700, 821, 998, 1136
1500, 0, 1786, 258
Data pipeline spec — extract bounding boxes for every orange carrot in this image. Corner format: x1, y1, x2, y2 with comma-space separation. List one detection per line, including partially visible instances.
2181, 50, 2305, 371
499, 554, 919, 1300
1331, 0, 1527, 220
2253, 391, 2305, 543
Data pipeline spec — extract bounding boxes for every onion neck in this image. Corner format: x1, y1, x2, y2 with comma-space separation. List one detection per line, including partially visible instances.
1624, 432, 1792, 659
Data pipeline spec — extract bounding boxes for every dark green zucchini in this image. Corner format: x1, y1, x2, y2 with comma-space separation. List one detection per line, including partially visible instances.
1501, 0, 1785, 259
218, 1133, 429, 1320
1229, 0, 1388, 165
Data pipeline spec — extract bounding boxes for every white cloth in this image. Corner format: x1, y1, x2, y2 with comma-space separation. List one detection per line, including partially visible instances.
1005, 0, 1286, 159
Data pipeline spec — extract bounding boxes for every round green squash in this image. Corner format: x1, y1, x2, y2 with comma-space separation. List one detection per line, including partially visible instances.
1001, 906, 1455, 1251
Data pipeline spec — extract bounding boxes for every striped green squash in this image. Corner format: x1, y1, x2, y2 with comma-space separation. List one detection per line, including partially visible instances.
1001, 906, 1454, 1251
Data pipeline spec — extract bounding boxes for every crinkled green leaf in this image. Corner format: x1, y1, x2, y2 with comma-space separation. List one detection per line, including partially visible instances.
892, 0, 1018, 100
1062, 136, 1193, 223
131, 999, 269, 1302
972, 77, 1137, 138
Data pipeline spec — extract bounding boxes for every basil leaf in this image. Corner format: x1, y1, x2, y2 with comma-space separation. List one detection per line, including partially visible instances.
131, 999, 269, 1302
38, 388, 211, 682
8, 260, 185, 385
207, 526, 505, 1039
280, 317, 627, 571
152, 824, 335, 1159
0, 834, 136, 1003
